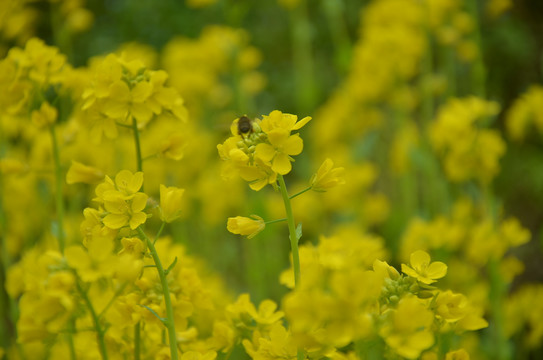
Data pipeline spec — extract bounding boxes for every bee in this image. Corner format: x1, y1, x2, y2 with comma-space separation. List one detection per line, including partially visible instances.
237, 115, 253, 136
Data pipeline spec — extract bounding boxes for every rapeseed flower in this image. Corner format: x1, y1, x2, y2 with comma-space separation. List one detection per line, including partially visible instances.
380, 296, 434, 359
66, 160, 104, 184
401, 250, 447, 284
310, 158, 346, 192
31, 101, 57, 128
160, 184, 185, 223
218, 111, 310, 190
227, 215, 265, 239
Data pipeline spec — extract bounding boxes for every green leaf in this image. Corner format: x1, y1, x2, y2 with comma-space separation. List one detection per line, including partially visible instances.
295, 223, 302, 242
164, 256, 178, 276
140, 305, 166, 324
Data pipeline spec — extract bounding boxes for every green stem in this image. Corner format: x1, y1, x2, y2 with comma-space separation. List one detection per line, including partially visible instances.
289, 186, 312, 200
137, 228, 178, 360
154, 222, 166, 245
444, 46, 457, 99
488, 258, 511, 360
98, 282, 128, 319
277, 175, 301, 288
265, 218, 287, 225
67, 318, 77, 360
134, 322, 141, 360
321, 0, 351, 73
76, 279, 109, 360
131, 116, 143, 174
278, 175, 304, 359
50, 125, 66, 253
290, 0, 318, 113
466, 1, 486, 98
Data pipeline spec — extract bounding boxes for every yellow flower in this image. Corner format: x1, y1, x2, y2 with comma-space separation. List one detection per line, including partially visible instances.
227, 215, 265, 239
114, 170, 144, 197
103, 191, 148, 230
66, 161, 104, 184
445, 348, 470, 360
260, 110, 311, 133
0, 158, 27, 175
180, 351, 217, 360
243, 323, 297, 360
435, 291, 469, 322
238, 159, 277, 191
255, 129, 303, 175
115, 254, 144, 282
31, 102, 57, 128
160, 184, 185, 223
119, 237, 145, 255
65, 236, 116, 282
159, 133, 186, 160
380, 296, 434, 359
310, 158, 345, 192
401, 250, 447, 284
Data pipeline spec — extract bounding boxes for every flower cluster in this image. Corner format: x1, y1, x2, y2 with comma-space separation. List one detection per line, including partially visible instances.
218, 110, 311, 190
429, 96, 505, 183
81, 53, 187, 143
278, 229, 487, 359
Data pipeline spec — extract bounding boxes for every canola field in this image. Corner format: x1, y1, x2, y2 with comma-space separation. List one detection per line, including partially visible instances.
1, 0, 543, 359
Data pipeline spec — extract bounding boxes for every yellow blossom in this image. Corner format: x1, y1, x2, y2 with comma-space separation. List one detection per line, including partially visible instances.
119, 237, 145, 256
66, 161, 105, 184
255, 129, 303, 175
380, 296, 434, 359
160, 184, 185, 223
227, 215, 265, 239
159, 132, 186, 160
114, 169, 144, 197
310, 158, 345, 192
401, 250, 447, 284
31, 102, 57, 128
102, 191, 148, 229
435, 290, 469, 322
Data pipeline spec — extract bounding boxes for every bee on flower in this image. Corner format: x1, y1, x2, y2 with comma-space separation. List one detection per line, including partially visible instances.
217, 110, 311, 190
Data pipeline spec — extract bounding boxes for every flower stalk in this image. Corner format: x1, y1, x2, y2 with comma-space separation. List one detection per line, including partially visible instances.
50, 125, 66, 253
132, 116, 143, 174
76, 278, 108, 360
137, 227, 178, 360
278, 174, 301, 288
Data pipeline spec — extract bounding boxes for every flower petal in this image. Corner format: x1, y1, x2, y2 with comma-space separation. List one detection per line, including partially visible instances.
410, 250, 430, 269
282, 134, 303, 156
255, 143, 276, 162
292, 116, 312, 130
103, 213, 129, 229
272, 153, 292, 175
131, 193, 148, 212
129, 212, 147, 229
426, 261, 447, 280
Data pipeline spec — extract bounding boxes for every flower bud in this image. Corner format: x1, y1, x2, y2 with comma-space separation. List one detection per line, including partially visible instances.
160, 184, 185, 223
227, 215, 265, 239
310, 158, 345, 192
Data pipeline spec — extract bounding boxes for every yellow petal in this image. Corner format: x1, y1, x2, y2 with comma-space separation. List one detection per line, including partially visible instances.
401, 264, 420, 279
103, 213, 129, 229
255, 143, 276, 162
267, 128, 289, 146
292, 116, 312, 130
427, 262, 448, 280
66, 161, 104, 184
129, 212, 147, 229
65, 246, 91, 270
131, 81, 152, 102
282, 134, 303, 156
410, 250, 431, 269
272, 153, 292, 175
131, 193, 148, 212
